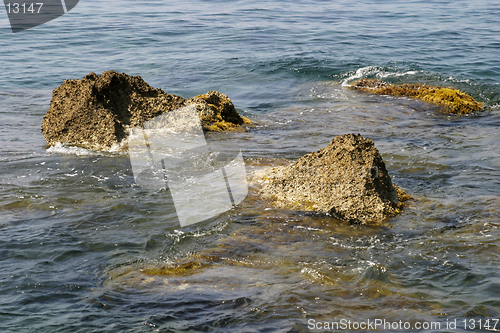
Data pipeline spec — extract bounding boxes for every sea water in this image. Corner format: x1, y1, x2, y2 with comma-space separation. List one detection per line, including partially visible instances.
1, 0, 500, 332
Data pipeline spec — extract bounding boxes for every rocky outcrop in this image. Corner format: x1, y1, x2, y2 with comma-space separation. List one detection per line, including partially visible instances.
185, 91, 249, 132
259, 134, 409, 224
41, 71, 251, 150
349, 79, 483, 115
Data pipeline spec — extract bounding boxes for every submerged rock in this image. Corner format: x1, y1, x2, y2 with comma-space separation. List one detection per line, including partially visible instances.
349, 78, 483, 115
41, 71, 251, 150
260, 134, 409, 224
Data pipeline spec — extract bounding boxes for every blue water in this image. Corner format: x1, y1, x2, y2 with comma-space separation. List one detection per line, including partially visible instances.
1, 1, 500, 332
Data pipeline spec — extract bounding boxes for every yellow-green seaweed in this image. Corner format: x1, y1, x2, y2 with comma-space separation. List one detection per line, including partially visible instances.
349, 79, 483, 115
189, 91, 253, 132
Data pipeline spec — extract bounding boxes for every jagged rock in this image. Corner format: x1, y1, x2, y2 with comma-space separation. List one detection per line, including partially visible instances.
260, 134, 409, 224
41, 71, 251, 150
186, 91, 250, 131
349, 79, 483, 115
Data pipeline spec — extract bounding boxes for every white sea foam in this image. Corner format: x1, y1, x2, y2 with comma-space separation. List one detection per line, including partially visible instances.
377, 70, 419, 78
341, 66, 422, 87
341, 66, 379, 87
46, 142, 127, 156
444, 76, 471, 84
46, 143, 98, 156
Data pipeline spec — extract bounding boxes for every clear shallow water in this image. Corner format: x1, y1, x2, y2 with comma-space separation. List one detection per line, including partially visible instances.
1, 1, 500, 332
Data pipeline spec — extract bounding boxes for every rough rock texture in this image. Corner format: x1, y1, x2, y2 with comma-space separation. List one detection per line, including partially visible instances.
41, 71, 251, 150
260, 134, 409, 224
349, 79, 483, 115
185, 91, 250, 132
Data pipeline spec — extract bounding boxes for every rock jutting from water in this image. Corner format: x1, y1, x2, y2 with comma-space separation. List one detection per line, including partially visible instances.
41, 70, 251, 150
259, 133, 410, 224
348, 78, 483, 115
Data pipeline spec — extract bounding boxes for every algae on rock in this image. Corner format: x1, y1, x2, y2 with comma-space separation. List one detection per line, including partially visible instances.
259, 133, 409, 224
349, 78, 483, 115
41, 71, 251, 150
186, 91, 252, 132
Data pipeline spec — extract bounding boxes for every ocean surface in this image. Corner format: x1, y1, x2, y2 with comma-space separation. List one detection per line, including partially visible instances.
1, 0, 500, 332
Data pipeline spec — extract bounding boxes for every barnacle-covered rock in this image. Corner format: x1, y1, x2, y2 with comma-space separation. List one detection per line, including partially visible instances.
259, 133, 410, 224
41, 71, 250, 150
